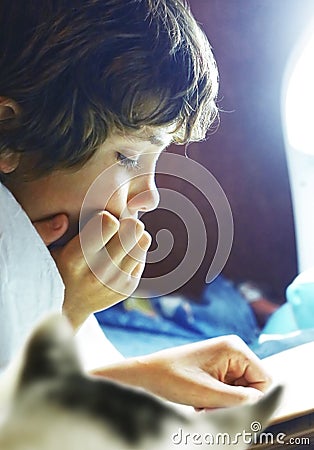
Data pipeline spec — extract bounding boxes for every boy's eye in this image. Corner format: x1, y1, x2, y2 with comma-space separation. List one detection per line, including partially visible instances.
115, 152, 141, 170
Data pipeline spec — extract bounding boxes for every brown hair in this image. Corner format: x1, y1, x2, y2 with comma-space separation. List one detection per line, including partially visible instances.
0, 0, 218, 177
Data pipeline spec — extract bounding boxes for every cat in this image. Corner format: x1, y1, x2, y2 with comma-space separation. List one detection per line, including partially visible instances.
0, 315, 282, 450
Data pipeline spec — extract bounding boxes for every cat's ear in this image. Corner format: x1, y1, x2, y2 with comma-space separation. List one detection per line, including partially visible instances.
17, 314, 82, 388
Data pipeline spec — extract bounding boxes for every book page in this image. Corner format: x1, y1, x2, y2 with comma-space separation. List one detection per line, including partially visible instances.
262, 341, 314, 423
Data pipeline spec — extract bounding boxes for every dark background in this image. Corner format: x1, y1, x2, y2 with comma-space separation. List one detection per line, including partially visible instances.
141, 0, 314, 302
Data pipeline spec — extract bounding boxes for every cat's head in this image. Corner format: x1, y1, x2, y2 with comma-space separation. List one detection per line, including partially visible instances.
0, 315, 282, 450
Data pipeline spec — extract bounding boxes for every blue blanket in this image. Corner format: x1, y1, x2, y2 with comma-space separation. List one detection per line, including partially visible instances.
96, 276, 260, 356
96, 274, 314, 358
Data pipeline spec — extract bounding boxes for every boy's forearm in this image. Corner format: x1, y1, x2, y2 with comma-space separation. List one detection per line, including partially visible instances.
90, 357, 148, 389
89, 354, 171, 403
89, 337, 272, 409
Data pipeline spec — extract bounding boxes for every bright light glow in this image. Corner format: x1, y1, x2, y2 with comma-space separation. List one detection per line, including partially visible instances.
285, 29, 314, 155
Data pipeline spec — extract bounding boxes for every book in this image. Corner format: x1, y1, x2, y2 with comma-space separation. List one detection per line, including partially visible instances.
249, 341, 314, 449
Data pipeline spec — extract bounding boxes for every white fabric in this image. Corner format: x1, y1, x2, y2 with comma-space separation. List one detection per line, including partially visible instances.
0, 183, 123, 371
76, 314, 123, 371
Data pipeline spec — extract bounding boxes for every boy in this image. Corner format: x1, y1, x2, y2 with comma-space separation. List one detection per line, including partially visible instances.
0, 0, 271, 408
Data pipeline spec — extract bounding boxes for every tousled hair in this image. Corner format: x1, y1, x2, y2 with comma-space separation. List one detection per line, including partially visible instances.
0, 0, 219, 177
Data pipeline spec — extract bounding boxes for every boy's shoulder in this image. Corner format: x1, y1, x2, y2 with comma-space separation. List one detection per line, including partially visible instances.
0, 180, 64, 288
0, 182, 65, 370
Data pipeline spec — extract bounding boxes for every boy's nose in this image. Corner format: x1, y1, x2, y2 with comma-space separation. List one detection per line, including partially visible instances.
127, 174, 160, 214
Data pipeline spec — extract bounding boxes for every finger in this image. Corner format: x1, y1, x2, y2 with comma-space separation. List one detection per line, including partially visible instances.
128, 230, 152, 259
202, 379, 265, 408
105, 218, 145, 262
121, 231, 152, 273
178, 375, 264, 409
235, 365, 272, 393
131, 262, 146, 278
80, 211, 120, 257
207, 335, 272, 394
198, 387, 264, 410
33, 213, 69, 246
241, 348, 272, 392
224, 344, 272, 393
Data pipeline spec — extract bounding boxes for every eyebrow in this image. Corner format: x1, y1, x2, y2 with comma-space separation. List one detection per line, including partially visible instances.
148, 135, 165, 146
148, 134, 174, 148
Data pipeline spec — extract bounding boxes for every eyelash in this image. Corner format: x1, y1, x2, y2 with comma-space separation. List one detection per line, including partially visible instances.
115, 152, 141, 171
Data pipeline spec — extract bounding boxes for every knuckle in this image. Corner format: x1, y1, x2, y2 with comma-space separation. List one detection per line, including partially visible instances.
216, 334, 245, 353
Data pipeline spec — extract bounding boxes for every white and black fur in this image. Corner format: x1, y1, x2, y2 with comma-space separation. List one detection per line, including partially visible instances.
0, 315, 282, 450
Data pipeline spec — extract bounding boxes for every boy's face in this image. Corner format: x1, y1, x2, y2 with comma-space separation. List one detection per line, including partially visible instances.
5, 130, 172, 244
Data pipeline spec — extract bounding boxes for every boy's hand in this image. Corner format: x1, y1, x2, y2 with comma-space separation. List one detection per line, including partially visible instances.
93, 335, 272, 409
33, 214, 69, 245
51, 212, 151, 330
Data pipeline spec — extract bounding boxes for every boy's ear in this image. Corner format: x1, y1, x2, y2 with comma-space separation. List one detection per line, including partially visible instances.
0, 151, 20, 173
0, 97, 20, 121
0, 97, 21, 173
